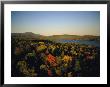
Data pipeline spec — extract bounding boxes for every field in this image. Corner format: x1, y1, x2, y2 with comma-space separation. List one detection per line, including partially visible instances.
11, 32, 100, 77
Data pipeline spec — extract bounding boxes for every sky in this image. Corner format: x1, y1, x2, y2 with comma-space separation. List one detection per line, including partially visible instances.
11, 11, 100, 36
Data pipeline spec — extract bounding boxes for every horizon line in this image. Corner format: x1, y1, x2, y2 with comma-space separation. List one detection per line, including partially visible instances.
11, 32, 100, 36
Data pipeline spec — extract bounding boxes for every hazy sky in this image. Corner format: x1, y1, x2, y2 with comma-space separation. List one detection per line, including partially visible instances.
11, 11, 100, 36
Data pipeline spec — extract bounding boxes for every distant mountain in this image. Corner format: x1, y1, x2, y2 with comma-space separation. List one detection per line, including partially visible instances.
47, 34, 100, 41
11, 32, 100, 41
12, 32, 43, 40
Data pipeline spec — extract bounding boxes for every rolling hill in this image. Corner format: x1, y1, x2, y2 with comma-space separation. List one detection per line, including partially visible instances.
11, 32, 100, 41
